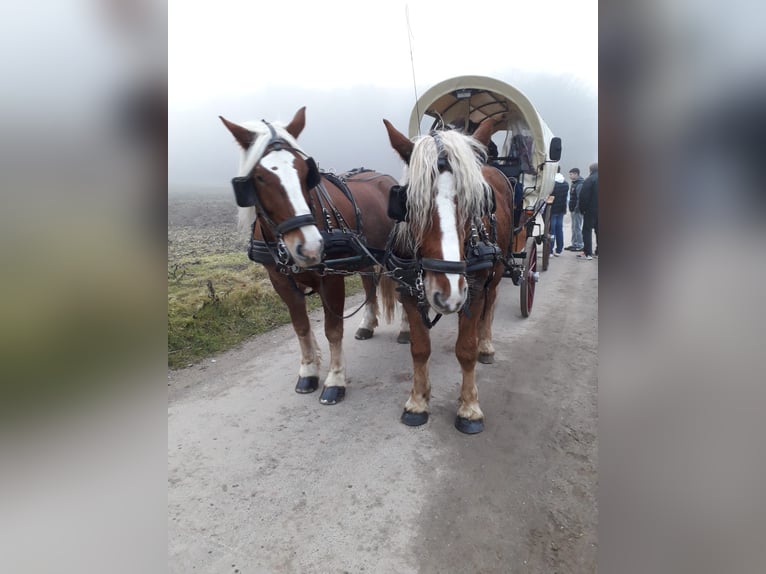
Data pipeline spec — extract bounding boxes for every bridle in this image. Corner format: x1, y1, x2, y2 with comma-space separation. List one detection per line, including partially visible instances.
383, 131, 503, 328
230, 121, 321, 237
386, 130, 468, 275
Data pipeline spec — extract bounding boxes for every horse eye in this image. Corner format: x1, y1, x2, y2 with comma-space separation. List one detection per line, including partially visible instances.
254, 174, 265, 183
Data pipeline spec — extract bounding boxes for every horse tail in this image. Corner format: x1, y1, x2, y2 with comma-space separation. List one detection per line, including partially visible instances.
378, 274, 399, 324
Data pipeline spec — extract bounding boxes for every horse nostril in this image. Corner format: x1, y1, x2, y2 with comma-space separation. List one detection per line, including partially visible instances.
433, 292, 444, 307
295, 244, 305, 257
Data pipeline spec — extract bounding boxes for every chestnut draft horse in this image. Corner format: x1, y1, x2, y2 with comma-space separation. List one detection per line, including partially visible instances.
379, 118, 513, 434
220, 107, 398, 405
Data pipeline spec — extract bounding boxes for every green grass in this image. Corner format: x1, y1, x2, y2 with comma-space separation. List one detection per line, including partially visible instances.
168, 253, 362, 369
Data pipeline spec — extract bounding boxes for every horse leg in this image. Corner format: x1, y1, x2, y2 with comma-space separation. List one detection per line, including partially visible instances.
319, 276, 347, 405
454, 309, 484, 434
269, 272, 321, 394
354, 274, 379, 340
396, 303, 411, 344
400, 301, 431, 426
477, 281, 500, 364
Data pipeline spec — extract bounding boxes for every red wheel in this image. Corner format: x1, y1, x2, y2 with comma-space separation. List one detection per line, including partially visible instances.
520, 237, 538, 318
541, 204, 552, 271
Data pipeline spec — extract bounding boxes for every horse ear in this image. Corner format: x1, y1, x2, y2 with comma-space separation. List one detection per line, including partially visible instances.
472, 118, 496, 147
285, 106, 306, 139
383, 119, 413, 164
219, 116, 254, 149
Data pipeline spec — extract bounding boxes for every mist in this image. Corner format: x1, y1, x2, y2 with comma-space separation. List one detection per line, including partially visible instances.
169, 71, 597, 189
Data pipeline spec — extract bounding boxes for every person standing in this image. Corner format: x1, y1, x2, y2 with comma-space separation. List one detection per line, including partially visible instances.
577, 162, 599, 260
566, 167, 585, 251
549, 170, 569, 256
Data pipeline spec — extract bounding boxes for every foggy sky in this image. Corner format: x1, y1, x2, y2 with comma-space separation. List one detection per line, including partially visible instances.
169, 72, 597, 189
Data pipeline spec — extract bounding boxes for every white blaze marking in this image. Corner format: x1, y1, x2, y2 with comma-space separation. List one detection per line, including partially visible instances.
260, 150, 322, 248
435, 172, 462, 306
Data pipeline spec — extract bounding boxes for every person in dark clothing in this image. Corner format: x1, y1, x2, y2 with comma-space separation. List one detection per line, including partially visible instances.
566, 167, 585, 250
486, 138, 499, 158
577, 162, 599, 260
548, 170, 569, 256
508, 176, 525, 255
505, 177, 521, 226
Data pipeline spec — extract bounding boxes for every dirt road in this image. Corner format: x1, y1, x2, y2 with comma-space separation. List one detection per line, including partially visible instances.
168, 239, 598, 573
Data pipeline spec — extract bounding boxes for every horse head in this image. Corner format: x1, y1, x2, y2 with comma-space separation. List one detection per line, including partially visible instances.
220, 107, 323, 268
383, 119, 494, 315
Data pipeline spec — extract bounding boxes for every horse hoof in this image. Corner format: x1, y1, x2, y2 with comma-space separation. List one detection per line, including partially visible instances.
455, 416, 484, 434
319, 386, 346, 405
397, 331, 411, 344
401, 410, 428, 426
355, 328, 374, 340
295, 376, 319, 394
478, 352, 495, 364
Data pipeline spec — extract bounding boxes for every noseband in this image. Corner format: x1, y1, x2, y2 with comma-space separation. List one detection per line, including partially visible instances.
230, 121, 321, 236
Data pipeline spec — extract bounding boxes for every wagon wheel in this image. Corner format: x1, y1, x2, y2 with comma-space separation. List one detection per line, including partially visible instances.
520, 236, 538, 318
542, 197, 553, 271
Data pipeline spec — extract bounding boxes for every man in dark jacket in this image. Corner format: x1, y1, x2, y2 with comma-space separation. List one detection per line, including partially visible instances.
577, 162, 599, 260
548, 170, 570, 256
566, 168, 585, 251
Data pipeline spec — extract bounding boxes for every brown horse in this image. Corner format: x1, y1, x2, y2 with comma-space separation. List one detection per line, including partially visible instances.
220, 107, 398, 404
380, 118, 513, 433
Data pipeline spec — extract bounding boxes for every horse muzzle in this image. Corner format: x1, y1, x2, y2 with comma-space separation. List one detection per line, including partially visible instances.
423, 268, 468, 315
282, 223, 324, 268
429, 289, 466, 314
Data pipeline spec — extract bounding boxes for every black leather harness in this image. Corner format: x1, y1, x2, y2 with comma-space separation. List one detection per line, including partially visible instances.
382, 213, 502, 329
248, 169, 386, 276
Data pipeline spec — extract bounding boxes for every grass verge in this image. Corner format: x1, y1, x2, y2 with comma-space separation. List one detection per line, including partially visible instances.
168, 253, 361, 369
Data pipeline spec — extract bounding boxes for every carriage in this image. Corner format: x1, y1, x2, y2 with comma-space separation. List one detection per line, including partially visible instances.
407, 75, 562, 316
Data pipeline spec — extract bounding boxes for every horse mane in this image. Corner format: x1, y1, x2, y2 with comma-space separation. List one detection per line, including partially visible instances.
395, 129, 490, 252
235, 120, 308, 231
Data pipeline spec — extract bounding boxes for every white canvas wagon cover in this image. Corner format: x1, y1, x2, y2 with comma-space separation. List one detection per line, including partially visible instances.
408, 75, 559, 200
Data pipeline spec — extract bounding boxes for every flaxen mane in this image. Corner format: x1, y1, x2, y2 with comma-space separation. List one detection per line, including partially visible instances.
394, 129, 491, 252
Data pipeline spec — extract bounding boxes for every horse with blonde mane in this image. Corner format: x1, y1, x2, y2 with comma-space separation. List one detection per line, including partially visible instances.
380, 118, 513, 434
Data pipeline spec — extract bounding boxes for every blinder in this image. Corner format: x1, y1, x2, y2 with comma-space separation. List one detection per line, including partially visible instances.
231, 176, 257, 208
232, 154, 320, 210
305, 157, 321, 189
388, 184, 408, 222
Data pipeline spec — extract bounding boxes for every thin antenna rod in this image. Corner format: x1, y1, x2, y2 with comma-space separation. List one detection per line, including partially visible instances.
406, 5, 421, 137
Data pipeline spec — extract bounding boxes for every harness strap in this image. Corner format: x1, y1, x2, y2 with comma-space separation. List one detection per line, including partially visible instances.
274, 213, 316, 235
322, 172, 364, 236
420, 307, 442, 329
314, 180, 352, 233
420, 258, 467, 274
316, 276, 377, 321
